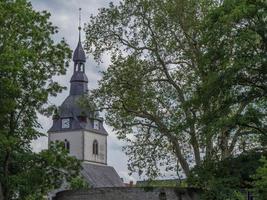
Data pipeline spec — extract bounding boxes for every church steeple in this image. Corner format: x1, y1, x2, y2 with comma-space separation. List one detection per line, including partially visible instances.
73, 8, 86, 64
48, 8, 124, 189
70, 8, 88, 96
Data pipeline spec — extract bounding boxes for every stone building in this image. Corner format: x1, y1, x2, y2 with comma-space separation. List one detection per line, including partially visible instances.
53, 187, 200, 200
48, 24, 124, 188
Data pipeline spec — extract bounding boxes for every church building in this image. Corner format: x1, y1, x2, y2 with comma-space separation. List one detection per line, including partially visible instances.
47, 23, 124, 188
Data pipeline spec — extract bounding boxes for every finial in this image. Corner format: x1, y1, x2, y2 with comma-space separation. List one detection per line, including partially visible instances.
78, 8, 82, 41
73, 7, 86, 63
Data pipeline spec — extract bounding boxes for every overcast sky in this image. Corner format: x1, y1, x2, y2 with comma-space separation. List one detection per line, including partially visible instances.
29, 0, 136, 182
30, 0, 177, 183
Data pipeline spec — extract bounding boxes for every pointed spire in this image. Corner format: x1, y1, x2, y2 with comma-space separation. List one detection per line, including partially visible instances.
70, 8, 88, 96
73, 8, 86, 63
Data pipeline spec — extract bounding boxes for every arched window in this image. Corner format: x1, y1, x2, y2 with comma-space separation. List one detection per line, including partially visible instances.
93, 140, 98, 155
80, 63, 85, 72
64, 139, 70, 153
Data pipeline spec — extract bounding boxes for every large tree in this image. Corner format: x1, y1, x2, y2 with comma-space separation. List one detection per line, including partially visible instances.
84, 0, 266, 178
253, 156, 267, 199
188, 151, 267, 199
196, 0, 266, 158
0, 1, 82, 199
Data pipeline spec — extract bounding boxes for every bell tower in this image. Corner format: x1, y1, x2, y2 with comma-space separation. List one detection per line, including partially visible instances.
48, 8, 108, 165
47, 9, 124, 188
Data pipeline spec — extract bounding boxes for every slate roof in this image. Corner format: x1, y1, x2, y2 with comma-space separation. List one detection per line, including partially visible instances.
48, 34, 108, 135
59, 95, 91, 118
73, 38, 86, 63
82, 163, 124, 188
48, 96, 107, 135
70, 71, 88, 83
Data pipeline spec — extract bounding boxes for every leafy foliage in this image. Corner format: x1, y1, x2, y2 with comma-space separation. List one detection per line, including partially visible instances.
4, 143, 82, 200
69, 176, 90, 190
85, 0, 216, 178
188, 151, 266, 199
0, 0, 83, 199
252, 156, 267, 200
196, 0, 267, 159
85, 0, 266, 180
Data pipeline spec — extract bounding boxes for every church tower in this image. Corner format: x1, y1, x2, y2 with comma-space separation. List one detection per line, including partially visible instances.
47, 9, 123, 189
48, 26, 108, 165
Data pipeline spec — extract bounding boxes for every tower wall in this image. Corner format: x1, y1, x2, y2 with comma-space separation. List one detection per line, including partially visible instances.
49, 131, 84, 160
84, 131, 107, 164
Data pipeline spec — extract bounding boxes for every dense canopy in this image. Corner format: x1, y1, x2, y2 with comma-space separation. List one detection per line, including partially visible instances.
85, 0, 266, 178
0, 1, 83, 199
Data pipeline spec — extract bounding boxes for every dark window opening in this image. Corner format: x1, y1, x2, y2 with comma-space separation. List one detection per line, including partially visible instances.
78, 116, 87, 122
64, 139, 70, 153
93, 140, 98, 155
159, 191, 167, 200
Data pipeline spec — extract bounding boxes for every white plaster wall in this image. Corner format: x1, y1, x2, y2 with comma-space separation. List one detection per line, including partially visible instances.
84, 131, 107, 164
49, 131, 84, 160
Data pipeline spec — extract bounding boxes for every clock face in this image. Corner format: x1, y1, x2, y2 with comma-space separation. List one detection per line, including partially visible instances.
62, 118, 70, 129
93, 120, 100, 130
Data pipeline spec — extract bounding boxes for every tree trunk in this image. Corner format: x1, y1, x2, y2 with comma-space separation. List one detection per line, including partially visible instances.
0, 183, 3, 200
3, 150, 10, 200
172, 139, 190, 177
2, 112, 15, 200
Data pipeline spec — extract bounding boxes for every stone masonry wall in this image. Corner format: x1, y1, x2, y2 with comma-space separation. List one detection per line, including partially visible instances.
54, 187, 199, 200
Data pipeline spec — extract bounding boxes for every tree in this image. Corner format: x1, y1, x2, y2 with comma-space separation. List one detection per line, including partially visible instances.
84, 0, 266, 178
188, 0, 267, 197
188, 151, 267, 199
0, 1, 82, 199
252, 156, 267, 200
85, 0, 215, 178
8, 142, 82, 200
195, 0, 267, 159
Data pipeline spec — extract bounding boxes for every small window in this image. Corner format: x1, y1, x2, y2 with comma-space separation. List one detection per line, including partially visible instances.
78, 116, 87, 122
93, 140, 98, 155
64, 139, 70, 153
62, 118, 70, 129
93, 120, 100, 130
81, 63, 85, 72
